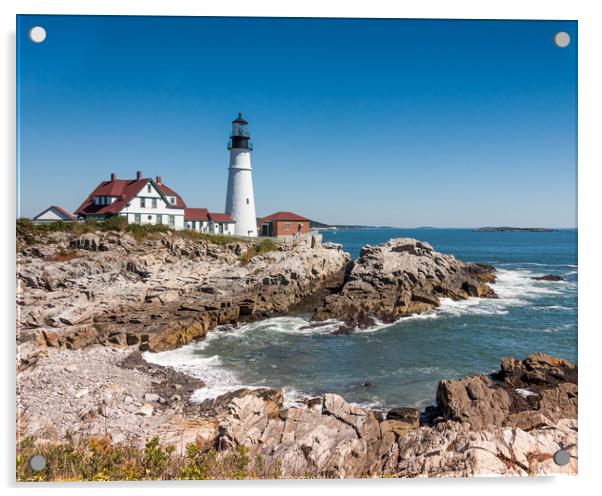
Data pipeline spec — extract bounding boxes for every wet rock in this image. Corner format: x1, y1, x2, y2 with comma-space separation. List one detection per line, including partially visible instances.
531, 274, 565, 281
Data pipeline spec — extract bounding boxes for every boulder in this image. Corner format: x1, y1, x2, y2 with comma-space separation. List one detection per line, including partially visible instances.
312, 238, 496, 331
436, 375, 513, 430
386, 407, 420, 429
435, 354, 577, 430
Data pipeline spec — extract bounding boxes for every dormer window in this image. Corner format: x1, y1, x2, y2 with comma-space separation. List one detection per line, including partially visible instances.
170, 197, 175, 204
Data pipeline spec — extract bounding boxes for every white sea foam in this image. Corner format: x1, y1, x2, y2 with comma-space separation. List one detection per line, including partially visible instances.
143, 337, 247, 403
145, 265, 576, 404
532, 323, 577, 333
516, 388, 538, 398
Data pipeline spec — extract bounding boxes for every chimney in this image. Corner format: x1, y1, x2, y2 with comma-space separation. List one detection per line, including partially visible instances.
156, 176, 161, 184
136, 170, 142, 180
110, 172, 116, 181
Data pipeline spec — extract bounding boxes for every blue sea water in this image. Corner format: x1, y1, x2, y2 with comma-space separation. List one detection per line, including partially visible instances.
146, 228, 577, 410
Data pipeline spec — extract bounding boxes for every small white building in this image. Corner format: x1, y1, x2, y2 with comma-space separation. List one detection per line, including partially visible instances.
32, 205, 76, 224
74, 171, 186, 229
184, 208, 211, 233
208, 212, 236, 235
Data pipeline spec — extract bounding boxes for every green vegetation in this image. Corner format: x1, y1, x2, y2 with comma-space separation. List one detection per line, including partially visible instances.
175, 228, 239, 246
16, 218, 282, 262
16, 217, 244, 246
240, 238, 279, 264
16, 435, 280, 481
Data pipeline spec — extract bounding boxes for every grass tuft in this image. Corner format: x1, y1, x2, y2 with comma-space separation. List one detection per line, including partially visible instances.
240, 238, 279, 264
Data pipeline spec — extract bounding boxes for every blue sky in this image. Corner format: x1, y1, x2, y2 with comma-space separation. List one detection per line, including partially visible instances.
17, 16, 577, 227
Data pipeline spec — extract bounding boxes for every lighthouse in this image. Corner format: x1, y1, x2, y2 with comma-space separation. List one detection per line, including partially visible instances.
225, 113, 258, 237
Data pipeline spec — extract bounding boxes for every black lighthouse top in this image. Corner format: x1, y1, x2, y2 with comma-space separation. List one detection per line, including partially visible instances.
228, 113, 252, 150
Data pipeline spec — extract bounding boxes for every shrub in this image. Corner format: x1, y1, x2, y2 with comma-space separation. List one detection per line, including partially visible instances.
16, 436, 279, 481
125, 223, 170, 241
240, 238, 279, 264
16, 216, 258, 248
99, 215, 128, 232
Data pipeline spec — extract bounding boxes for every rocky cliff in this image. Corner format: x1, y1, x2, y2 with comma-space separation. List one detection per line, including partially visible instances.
312, 238, 497, 331
17, 231, 349, 360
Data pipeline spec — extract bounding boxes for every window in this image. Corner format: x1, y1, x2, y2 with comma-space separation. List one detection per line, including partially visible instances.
147, 215, 152, 221
284, 223, 291, 231
147, 184, 151, 193
169, 215, 175, 228
152, 198, 157, 208
170, 197, 176, 204
246, 198, 249, 204
140, 198, 146, 208
134, 214, 141, 224
94, 197, 100, 205
156, 215, 162, 224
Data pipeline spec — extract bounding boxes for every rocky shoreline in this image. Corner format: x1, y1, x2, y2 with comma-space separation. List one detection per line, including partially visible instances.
16, 230, 577, 478
17, 346, 577, 478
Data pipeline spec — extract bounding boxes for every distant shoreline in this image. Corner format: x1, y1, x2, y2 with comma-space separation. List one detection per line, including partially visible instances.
473, 227, 560, 233
311, 224, 570, 232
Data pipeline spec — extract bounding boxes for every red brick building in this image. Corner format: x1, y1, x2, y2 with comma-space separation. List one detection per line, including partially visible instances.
259, 211, 311, 238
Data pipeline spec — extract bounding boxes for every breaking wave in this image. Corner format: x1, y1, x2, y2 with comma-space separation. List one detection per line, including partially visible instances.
144, 265, 577, 405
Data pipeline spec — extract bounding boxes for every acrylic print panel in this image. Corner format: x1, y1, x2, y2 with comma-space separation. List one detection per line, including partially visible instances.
16, 15, 577, 481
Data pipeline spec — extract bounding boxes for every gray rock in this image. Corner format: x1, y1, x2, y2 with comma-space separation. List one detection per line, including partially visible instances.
144, 392, 160, 402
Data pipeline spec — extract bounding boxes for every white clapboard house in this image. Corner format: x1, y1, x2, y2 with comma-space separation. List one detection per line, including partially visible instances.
74, 171, 235, 233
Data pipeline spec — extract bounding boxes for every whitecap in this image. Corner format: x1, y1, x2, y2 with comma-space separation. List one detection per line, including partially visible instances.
531, 323, 577, 333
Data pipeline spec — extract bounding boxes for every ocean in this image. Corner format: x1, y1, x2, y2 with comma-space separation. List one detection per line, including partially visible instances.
145, 228, 577, 410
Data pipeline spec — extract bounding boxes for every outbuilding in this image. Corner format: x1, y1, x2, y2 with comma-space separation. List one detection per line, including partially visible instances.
259, 211, 311, 238
32, 205, 76, 224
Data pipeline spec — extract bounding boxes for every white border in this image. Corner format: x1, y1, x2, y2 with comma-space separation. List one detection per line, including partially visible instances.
2, 1, 601, 495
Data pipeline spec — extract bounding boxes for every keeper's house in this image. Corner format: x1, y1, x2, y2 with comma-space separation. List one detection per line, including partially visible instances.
259, 211, 311, 238
74, 171, 235, 234
32, 205, 76, 224
75, 171, 187, 229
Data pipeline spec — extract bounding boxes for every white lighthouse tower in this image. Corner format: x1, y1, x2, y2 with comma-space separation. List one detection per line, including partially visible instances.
225, 113, 258, 237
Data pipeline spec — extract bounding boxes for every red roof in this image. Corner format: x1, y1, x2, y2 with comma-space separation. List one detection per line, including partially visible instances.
51, 205, 76, 221
208, 212, 235, 223
260, 211, 310, 223
184, 208, 209, 221
156, 182, 187, 208
75, 177, 185, 216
